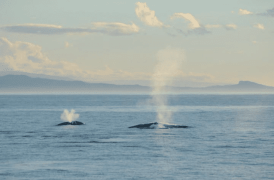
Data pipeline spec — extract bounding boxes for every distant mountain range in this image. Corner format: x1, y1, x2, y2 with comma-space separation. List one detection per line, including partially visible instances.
0, 75, 273, 93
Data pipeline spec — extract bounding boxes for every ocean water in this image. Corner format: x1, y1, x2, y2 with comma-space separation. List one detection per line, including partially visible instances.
0, 94, 274, 180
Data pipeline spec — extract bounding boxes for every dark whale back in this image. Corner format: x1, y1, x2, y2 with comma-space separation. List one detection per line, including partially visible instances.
129, 122, 189, 129
71, 121, 84, 125
57, 121, 85, 126
57, 122, 71, 126
129, 122, 158, 129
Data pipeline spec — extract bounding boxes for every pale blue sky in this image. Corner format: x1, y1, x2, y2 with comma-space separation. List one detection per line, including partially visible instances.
0, 0, 273, 86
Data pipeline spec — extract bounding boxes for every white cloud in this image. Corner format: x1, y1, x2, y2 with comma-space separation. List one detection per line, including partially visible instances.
0, 37, 151, 81
253, 23, 265, 30
65, 42, 72, 48
0, 37, 216, 84
1, 23, 140, 36
170, 13, 210, 36
239, 9, 253, 15
91, 22, 140, 35
205, 24, 222, 29
135, 2, 164, 27
0, 37, 86, 77
171, 13, 200, 29
225, 24, 237, 30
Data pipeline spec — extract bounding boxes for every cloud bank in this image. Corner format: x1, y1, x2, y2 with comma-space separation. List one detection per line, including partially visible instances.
0, 37, 88, 77
135, 2, 164, 27
239, 9, 253, 15
225, 24, 237, 30
0, 37, 215, 83
253, 23, 265, 30
171, 13, 200, 29
65, 42, 73, 48
205, 24, 222, 29
1, 23, 139, 36
170, 13, 210, 35
205, 24, 238, 31
239, 7, 274, 17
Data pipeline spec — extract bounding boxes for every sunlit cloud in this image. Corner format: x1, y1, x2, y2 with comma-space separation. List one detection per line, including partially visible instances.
170, 13, 210, 35
1, 23, 140, 36
225, 23, 237, 30
0, 37, 216, 83
239, 9, 253, 15
205, 24, 222, 29
177, 27, 210, 36
91, 22, 140, 35
253, 23, 265, 30
171, 13, 200, 29
65, 42, 73, 48
135, 2, 164, 27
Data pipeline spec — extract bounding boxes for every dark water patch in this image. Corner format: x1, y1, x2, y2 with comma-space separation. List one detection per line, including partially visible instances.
123, 146, 141, 148
58, 141, 120, 144
216, 145, 254, 149
256, 138, 270, 142
75, 149, 85, 152
248, 162, 274, 166
9, 169, 89, 178
42, 135, 62, 138
72, 134, 91, 139
122, 145, 153, 150
26, 131, 36, 134
0, 131, 17, 134
215, 145, 234, 148
22, 135, 33, 137
89, 140, 119, 144
56, 145, 90, 147
238, 146, 254, 149
264, 152, 274, 156
0, 173, 12, 176
45, 169, 69, 172
7, 143, 29, 145
6, 135, 16, 138
59, 141, 87, 143
174, 148, 194, 152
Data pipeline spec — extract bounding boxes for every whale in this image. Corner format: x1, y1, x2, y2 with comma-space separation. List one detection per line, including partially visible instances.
129, 122, 188, 129
57, 121, 85, 126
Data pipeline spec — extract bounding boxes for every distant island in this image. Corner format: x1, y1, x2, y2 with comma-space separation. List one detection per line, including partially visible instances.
0, 74, 273, 93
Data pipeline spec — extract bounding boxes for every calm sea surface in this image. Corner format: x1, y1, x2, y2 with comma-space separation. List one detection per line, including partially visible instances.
0, 94, 274, 179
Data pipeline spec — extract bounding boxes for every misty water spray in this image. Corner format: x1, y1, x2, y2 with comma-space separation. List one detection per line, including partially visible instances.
151, 47, 185, 124
60, 109, 79, 122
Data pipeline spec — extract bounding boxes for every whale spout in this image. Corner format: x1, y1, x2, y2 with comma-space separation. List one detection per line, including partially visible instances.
57, 121, 85, 126
129, 122, 188, 129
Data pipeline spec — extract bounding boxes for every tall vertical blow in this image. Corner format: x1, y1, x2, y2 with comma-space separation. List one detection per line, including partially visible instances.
60, 109, 79, 122
151, 47, 185, 124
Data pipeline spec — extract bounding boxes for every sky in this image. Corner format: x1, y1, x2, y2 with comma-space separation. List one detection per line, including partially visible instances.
0, 0, 273, 87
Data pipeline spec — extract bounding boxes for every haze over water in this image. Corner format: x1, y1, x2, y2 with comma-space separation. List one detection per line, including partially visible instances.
0, 94, 273, 179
